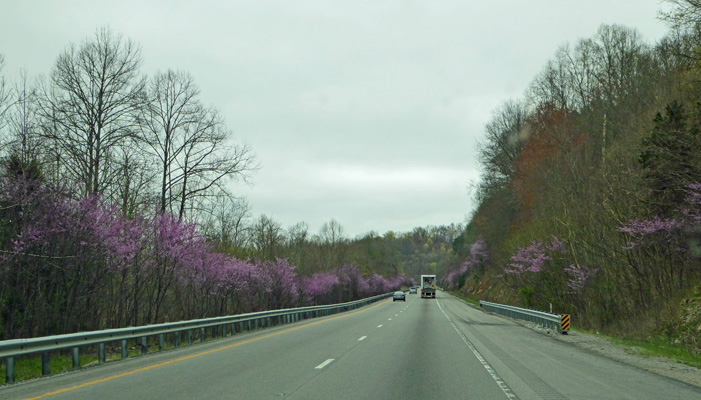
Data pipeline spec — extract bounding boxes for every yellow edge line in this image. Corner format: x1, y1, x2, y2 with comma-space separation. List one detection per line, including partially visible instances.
24, 299, 390, 400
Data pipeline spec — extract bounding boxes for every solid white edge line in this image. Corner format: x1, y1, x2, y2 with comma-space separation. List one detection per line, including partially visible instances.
358, 336, 367, 341
315, 358, 335, 369
436, 299, 517, 400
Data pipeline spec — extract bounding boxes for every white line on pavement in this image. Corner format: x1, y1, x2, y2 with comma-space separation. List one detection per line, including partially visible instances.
436, 300, 516, 399
358, 336, 367, 341
315, 359, 335, 369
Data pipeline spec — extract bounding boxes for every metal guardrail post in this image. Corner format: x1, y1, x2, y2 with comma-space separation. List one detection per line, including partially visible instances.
72, 347, 80, 369
98, 343, 106, 363
141, 337, 148, 354
121, 339, 128, 358
5, 357, 15, 384
42, 352, 50, 376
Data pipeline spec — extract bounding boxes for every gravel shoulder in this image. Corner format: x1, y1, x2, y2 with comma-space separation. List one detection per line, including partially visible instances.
525, 322, 701, 387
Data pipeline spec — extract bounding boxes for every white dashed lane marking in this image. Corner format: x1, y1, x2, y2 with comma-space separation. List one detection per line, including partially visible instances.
315, 359, 335, 369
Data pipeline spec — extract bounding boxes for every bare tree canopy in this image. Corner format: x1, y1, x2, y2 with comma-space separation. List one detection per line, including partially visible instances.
0, 55, 13, 140
477, 99, 530, 186
4, 70, 41, 167
37, 27, 147, 197
201, 194, 252, 249
662, 0, 701, 30
251, 214, 285, 259
528, 24, 649, 113
139, 69, 258, 218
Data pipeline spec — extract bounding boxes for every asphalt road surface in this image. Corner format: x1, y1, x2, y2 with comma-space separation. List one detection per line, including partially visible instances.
3, 292, 700, 399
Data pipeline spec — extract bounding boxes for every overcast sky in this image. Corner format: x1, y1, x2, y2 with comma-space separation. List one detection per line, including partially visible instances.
1, 0, 673, 238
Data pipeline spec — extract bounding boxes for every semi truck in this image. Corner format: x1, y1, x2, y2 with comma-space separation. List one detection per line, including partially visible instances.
420, 275, 436, 298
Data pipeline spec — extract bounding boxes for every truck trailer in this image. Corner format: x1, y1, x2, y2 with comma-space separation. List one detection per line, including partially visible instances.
420, 275, 436, 298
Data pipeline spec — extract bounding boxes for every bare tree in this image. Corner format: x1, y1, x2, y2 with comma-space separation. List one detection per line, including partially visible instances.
37, 27, 147, 197
4, 69, 42, 167
476, 99, 530, 201
287, 221, 309, 247
0, 55, 14, 152
318, 219, 348, 269
112, 144, 156, 216
251, 214, 285, 259
319, 219, 346, 246
528, 47, 578, 112
201, 194, 251, 249
662, 0, 701, 30
139, 70, 257, 219
590, 24, 647, 107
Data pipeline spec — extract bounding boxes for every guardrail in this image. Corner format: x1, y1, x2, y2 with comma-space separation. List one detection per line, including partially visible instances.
479, 300, 570, 334
1, 292, 393, 384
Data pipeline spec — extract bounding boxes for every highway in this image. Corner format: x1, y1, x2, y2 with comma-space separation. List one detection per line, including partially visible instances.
3, 292, 700, 400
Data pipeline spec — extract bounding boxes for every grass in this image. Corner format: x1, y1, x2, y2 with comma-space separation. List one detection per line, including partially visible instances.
1, 353, 99, 384
447, 291, 480, 306
608, 335, 701, 368
0, 340, 184, 385
569, 327, 701, 368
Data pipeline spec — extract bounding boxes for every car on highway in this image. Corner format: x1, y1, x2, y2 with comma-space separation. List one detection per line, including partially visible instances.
393, 291, 406, 301
409, 287, 417, 294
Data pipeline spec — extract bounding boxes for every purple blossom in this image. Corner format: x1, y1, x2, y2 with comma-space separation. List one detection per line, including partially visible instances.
506, 241, 550, 274
618, 183, 701, 250
564, 264, 597, 292
442, 237, 489, 288
546, 235, 565, 253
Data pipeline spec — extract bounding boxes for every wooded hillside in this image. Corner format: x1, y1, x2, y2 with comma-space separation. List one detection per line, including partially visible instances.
443, 4, 701, 351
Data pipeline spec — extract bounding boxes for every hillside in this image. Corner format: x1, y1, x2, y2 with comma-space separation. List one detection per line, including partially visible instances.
443, 18, 701, 353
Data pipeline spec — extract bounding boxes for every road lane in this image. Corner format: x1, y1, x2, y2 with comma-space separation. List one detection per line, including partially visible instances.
437, 293, 701, 399
3, 299, 396, 400
286, 294, 511, 399
3, 291, 700, 400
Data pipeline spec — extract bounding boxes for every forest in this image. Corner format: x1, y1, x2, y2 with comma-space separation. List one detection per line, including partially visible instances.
441, 1, 701, 351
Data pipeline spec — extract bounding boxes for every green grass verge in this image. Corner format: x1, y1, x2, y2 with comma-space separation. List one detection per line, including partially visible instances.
0, 341, 183, 385
447, 291, 480, 306
1, 353, 99, 384
607, 335, 701, 369
566, 327, 701, 368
